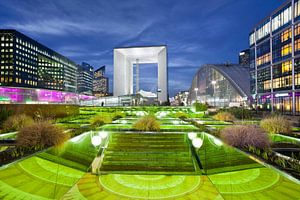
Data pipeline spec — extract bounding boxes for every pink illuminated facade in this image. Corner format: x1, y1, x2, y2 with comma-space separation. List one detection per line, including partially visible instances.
0, 87, 95, 104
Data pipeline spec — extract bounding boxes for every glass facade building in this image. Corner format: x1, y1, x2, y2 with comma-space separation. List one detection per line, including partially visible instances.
0, 29, 77, 93
250, 0, 300, 115
93, 66, 109, 97
77, 62, 94, 95
188, 64, 250, 107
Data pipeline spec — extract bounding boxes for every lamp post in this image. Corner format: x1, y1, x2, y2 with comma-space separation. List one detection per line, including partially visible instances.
211, 81, 216, 107
157, 88, 162, 106
194, 88, 198, 103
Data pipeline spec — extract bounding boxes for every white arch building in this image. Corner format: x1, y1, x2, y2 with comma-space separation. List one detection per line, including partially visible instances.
113, 46, 168, 102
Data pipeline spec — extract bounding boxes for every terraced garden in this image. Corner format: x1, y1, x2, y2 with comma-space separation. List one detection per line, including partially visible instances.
100, 132, 198, 174
0, 106, 299, 200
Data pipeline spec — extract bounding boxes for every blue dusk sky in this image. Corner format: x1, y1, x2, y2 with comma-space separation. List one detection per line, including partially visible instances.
0, 0, 285, 97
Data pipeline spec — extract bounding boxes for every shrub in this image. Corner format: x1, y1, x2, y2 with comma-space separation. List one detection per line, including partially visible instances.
17, 121, 69, 148
193, 102, 208, 112
220, 125, 270, 149
260, 115, 291, 135
0, 108, 13, 127
0, 104, 79, 119
2, 114, 34, 132
90, 115, 112, 126
133, 115, 160, 131
213, 112, 235, 122
112, 111, 125, 121
220, 107, 252, 119
175, 112, 188, 120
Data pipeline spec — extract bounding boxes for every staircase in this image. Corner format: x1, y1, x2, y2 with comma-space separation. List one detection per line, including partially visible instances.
99, 133, 198, 174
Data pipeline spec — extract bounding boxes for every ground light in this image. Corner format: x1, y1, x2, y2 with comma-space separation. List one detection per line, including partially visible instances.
99, 131, 108, 139
173, 120, 180, 125
91, 136, 102, 147
192, 138, 203, 148
188, 132, 197, 140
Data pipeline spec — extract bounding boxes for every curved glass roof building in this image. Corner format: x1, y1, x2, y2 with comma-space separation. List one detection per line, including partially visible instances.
188, 64, 251, 107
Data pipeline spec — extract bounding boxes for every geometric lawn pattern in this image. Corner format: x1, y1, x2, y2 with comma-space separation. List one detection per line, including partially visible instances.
62, 168, 300, 200
0, 107, 300, 200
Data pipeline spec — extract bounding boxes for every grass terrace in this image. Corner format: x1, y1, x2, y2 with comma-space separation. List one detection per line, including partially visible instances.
0, 106, 299, 199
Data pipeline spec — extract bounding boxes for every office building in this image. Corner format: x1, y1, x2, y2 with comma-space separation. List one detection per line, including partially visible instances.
249, 0, 300, 115
239, 49, 250, 65
173, 91, 189, 106
189, 64, 250, 107
93, 66, 109, 97
0, 29, 77, 92
77, 62, 94, 95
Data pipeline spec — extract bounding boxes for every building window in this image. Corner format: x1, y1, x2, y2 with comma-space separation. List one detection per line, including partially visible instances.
295, 38, 300, 52
272, 6, 292, 32
281, 28, 292, 42
256, 21, 270, 41
256, 53, 270, 66
273, 75, 292, 90
295, 23, 300, 36
281, 60, 292, 73
281, 43, 292, 56
295, 0, 300, 18
250, 32, 255, 46
264, 80, 271, 90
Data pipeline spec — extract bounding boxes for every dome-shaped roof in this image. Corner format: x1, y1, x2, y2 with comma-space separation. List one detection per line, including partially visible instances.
193, 64, 251, 98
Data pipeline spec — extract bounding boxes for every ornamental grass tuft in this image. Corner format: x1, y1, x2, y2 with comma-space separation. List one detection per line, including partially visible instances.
90, 114, 112, 126
17, 121, 69, 148
133, 115, 160, 131
3, 114, 34, 132
213, 112, 235, 122
220, 125, 270, 149
260, 115, 291, 135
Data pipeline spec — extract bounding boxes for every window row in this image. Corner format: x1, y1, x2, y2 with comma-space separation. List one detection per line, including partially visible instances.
0, 43, 13, 47
16, 38, 38, 51
256, 53, 271, 66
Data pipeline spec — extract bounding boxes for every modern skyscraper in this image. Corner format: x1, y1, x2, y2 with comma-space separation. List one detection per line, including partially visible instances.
77, 62, 94, 95
93, 66, 109, 97
249, 0, 300, 115
0, 29, 77, 92
239, 49, 250, 65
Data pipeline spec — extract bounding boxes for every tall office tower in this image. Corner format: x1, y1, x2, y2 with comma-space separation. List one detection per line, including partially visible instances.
93, 66, 109, 97
0, 29, 77, 92
250, 0, 300, 115
239, 49, 250, 65
77, 62, 94, 95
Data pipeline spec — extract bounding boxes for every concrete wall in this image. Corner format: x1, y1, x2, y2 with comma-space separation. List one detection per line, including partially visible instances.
158, 48, 168, 102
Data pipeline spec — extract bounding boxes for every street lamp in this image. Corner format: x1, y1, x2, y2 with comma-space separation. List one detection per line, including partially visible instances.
211, 81, 216, 107
157, 88, 162, 106
194, 88, 198, 103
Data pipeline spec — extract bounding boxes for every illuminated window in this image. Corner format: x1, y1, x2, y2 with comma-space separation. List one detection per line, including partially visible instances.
296, 74, 300, 85
281, 28, 292, 42
295, 0, 300, 18
281, 61, 292, 73
273, 75, 292, 89
264, 80, 271, 90
272, 6, 292, 31
256, 53, 270, 66
281, 43, 292, 56
256, 21, 270, 41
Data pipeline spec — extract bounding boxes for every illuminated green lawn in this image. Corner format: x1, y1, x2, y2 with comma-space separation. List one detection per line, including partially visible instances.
0, 157, 84, 199
0, 106, 300, 200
